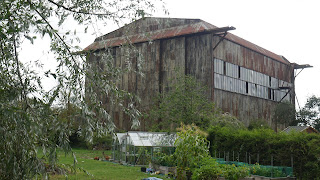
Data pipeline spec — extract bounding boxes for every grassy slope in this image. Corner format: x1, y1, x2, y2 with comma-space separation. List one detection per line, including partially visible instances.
50, 148, 169, 180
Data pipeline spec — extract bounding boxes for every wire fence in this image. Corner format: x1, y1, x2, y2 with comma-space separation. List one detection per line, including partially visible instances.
213, 151, 294, 177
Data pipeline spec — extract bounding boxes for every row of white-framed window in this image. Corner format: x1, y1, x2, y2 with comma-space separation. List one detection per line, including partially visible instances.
213, 58, 291, 102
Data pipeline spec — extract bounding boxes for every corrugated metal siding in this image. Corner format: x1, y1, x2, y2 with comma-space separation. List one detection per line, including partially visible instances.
212, 36, 293, 83
213, 58, 292, 102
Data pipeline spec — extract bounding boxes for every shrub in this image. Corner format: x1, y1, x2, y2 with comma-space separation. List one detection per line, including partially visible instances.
191, 157, 249, 180
192, 161, 221, 180
248, 119, 271, 130
152, 153, 176, 167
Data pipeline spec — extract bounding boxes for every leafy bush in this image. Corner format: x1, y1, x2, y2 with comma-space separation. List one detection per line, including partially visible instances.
248, 119, 271, 130
222, 164, 249, 180
250, 165, 287, 178
192, 157, 249, 180
152, 152, 176, 167
192, 158, 222, 180
173, 124, 250, 180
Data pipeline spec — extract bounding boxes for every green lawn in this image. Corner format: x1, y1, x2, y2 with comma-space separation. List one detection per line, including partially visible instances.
50, 148, 170, 180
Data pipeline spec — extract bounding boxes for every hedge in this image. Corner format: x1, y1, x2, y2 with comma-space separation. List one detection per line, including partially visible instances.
207, 126, 320, 179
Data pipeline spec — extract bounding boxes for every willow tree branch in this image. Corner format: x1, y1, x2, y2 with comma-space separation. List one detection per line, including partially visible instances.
13, 31, 28, 106
30, 6, 75, 63
46, 0, 113, 16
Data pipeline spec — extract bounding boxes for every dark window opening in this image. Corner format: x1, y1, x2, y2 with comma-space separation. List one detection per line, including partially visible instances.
238, 66, 241, 78
246, 82, 249, 94
268, 88, 272, 99
223, 61, 226, 75
269, 76, 272, 87
272, 90, 275, 100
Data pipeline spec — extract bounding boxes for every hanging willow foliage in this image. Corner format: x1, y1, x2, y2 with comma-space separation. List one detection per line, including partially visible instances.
0, 0, 166, 179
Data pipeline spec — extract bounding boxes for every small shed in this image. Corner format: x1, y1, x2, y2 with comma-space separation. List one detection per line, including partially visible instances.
112, 131, 176, 165
282, 126, 319, 134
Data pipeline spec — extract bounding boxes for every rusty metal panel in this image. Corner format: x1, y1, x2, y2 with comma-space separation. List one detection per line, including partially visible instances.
85, 18, 230, 52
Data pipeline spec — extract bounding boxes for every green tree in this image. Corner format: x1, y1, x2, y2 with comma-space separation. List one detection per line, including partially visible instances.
273, 101, 296, 131
0, 0, 165, 179
148, 74, 244, 130
297, 95, 320, 131
174, 124, 210, 179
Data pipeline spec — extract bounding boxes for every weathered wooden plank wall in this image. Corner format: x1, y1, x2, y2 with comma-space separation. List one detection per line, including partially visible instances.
136, 41, 161, 130
186, 34, 213, 100
160, 37, 186, 93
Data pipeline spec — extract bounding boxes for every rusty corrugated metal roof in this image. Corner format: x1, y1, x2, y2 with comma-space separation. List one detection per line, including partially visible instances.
84, 21, 230, 51
84, 18, 289, 65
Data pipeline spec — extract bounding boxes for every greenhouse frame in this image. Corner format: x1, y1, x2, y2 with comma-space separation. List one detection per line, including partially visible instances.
112, 131, 176, 165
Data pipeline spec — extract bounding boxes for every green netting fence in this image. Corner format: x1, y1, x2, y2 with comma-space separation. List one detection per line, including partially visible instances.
216, 159, 293, 178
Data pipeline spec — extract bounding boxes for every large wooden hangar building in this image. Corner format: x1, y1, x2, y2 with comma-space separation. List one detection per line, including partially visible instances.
85, 17, 306, 131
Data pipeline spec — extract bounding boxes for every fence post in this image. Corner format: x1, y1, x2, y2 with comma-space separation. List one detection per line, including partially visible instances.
246, 152, 248, 163
271, 155, 273, 178
233, 151, 235, 161
227, 152, 229, 161
291, 154, 294, 169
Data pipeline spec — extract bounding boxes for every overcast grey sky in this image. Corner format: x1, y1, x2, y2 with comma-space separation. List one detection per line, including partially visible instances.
20, 0, 319, 109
